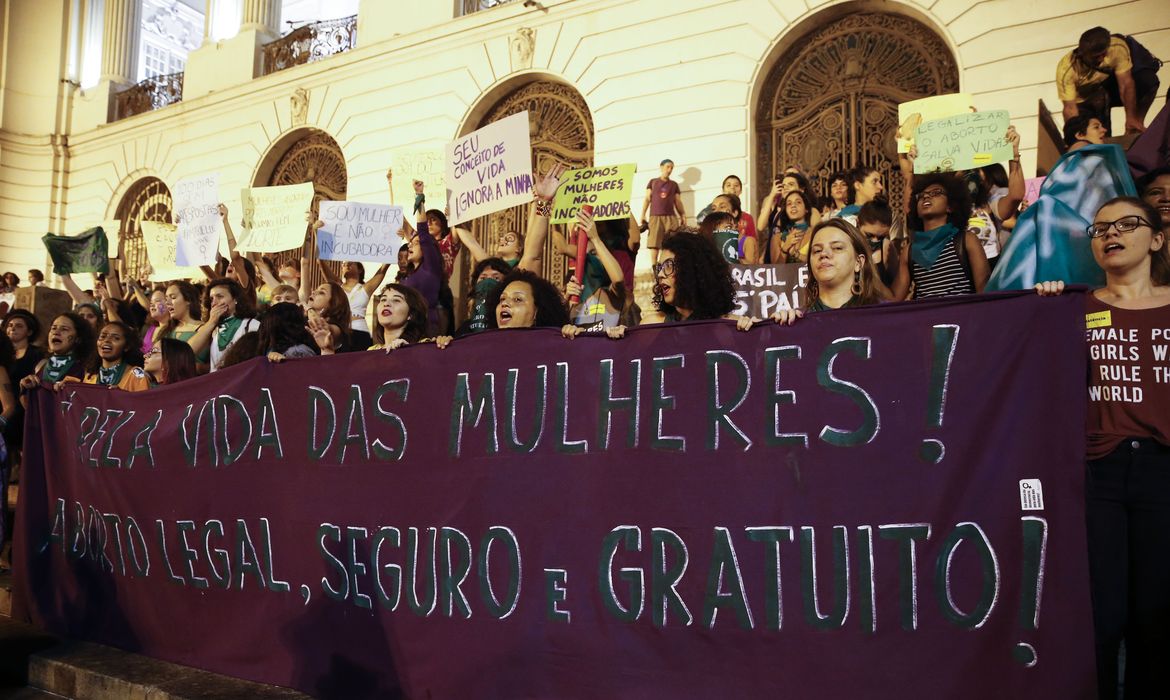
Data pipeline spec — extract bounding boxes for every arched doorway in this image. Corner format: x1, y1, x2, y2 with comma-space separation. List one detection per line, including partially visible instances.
114, 176, 174, 281
464, 80, 594, 308
755, 12, 959, 217
261, 129, 348, 289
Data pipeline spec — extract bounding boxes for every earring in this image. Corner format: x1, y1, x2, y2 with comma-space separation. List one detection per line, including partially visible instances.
851, 270, 862, 297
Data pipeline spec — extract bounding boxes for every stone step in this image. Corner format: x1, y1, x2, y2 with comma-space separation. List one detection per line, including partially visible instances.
0, 571, 10, 619
29, 640, 310, 700
0, 688, 68, 699
0, 617, 57, 689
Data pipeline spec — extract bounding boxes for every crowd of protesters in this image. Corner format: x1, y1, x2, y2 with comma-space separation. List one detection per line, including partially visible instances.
0, 23, 1166, 700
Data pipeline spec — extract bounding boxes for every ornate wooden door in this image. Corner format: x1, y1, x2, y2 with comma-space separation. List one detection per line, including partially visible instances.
756, 13, 959, 217
115, 177, 173, 281
464, 81, 594, 308
266, 130, 348, 289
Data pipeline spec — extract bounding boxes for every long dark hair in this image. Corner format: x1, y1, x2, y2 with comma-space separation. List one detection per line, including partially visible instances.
653, 231, 735, 320
425, 209, 450, 237
485, 268, 569, 329
257, 302, 317, 355
907, 173, 973, 233
87, 320, 142, 374
53, 312, 96, 368
373, 284, 429, 346
158, 337, 197, 384
828, 170, 855, 206
205, 277, 257, 320
779, 191, 815, 230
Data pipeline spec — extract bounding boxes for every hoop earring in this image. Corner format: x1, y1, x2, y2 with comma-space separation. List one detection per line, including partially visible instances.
851, 271, 862, 297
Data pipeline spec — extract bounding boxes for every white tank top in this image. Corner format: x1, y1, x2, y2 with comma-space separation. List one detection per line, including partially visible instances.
347, 284, 370, 334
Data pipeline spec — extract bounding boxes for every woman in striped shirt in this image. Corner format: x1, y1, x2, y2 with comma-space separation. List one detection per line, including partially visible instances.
892, 173, 989, 300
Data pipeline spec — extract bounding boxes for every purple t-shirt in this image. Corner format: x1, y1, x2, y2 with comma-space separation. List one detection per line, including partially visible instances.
646, 178, 680, 217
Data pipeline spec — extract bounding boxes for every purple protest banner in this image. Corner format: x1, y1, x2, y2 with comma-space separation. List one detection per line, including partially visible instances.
14, 292, 1095, 699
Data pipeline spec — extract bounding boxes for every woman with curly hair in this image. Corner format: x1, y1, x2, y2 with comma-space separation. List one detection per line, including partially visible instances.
258, 303, 319, 363
143, 337, 198, 386
649, 231, 737, 323
18, 312, 93, 398
893, 173, 989, 299
60, 320, 150, 391
825, 171, 854, 218
485, 268, 569, 330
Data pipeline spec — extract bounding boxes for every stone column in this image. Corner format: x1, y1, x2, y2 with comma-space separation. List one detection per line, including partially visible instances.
100, 0, 141, 84
240, 0, 281, 37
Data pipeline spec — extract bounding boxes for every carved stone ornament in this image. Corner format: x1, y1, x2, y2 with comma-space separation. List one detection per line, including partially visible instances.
290, 88, 310, 126
510, 28, 536, 71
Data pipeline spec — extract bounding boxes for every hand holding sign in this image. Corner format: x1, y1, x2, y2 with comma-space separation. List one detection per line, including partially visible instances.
236, 183, 316, 253
552, 164, 636, 224
913, 111, 1013, 174
173, 174, 221, 267
317, 201, 406, 264
445, 111, 534, 225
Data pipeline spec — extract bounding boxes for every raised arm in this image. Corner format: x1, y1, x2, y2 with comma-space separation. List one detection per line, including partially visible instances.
519, 162, 567, 273
219, 203, 254, 292
453, 227, 489, 264
582, 210, 624, 287
59, 273, 94, 305
363, 264, 391, 296
757, 181, 782, 232
386, 168, 395, 207
997, 126, 1026, 221
253, 254, 282, 290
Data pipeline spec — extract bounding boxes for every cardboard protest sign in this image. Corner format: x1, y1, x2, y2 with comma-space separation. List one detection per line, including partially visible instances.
41, 227, 110, 275
552, 164, 636, 224
731, 263, 808, 317
140, 220, 202, 280
897, 93, 974, 153
316, 201, 405, 264
389, 149, 446, 213
446, 111, 534, 225
913, 110, 1013, 174
16, 293, 1096, 698
1024, 177, 1046, 204
173, 174, 221, 267
235, 183, 316, 254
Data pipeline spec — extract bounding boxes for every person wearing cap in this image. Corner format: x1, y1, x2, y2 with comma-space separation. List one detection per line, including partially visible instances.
1056, 26, 1160, 134
640, 159, 686, 265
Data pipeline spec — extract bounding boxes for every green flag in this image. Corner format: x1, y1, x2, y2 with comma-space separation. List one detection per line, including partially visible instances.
42, 226, 110, 275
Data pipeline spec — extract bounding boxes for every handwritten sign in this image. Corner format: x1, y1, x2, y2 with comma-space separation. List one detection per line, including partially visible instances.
140, 221, 202, 281
1024, 177, 1046, 204
41, 227, 109, 275
446, 111, 534, 225
317, 201, 405, 263
913, 111, 1013, 174
235, 183, 316, 254
730, 263, 808, 317
390, 149, 446, 212
897, 93, 974, 153
552, 164, 636, 224
173, 174, 221, 267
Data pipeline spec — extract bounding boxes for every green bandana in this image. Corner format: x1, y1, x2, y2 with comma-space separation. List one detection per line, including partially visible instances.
97, 362, 127, 387
216, 316, 244, 352
42, 353, 76, 383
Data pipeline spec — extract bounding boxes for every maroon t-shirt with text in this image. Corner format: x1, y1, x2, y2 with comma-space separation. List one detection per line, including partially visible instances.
1084, 293, 1170, 459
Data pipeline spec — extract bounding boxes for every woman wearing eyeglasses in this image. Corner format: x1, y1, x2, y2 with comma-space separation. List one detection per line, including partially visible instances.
892, 173, 990, 300
143, 338, 197, 387
648, 231, 743, 326
1037, 196, 1170, 699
